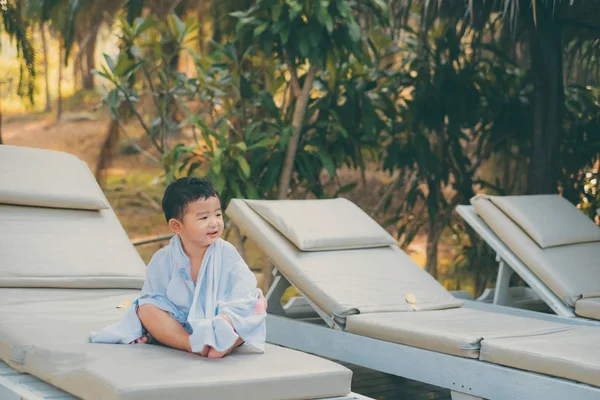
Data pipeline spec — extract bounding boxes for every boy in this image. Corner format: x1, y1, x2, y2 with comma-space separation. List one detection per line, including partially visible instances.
91, 177, 266, 358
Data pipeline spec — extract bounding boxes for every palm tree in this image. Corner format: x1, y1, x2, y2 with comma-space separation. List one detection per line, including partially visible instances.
393, 0, 600, 195
0, 0, 36, 103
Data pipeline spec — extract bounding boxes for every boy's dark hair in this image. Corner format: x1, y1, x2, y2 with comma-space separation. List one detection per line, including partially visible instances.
161, 177, 218, 222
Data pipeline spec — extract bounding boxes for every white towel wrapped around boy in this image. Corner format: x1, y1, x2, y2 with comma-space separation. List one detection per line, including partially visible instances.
91, 177, 266, 358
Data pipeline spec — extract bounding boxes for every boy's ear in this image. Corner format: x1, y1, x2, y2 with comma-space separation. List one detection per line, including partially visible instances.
168, 218, 184, 234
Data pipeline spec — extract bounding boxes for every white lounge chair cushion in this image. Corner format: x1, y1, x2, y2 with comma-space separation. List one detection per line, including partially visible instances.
471, 197, 600, 306
0, 204, 146, 288
480, 327, 600, 388
0, 145, 109, 210
475, 194, 600, 249
575, 298, 600, 320
345, 308, 572, 358
228, 199, 462, 316
0, 288, 352, 400
245, 198, 397, 251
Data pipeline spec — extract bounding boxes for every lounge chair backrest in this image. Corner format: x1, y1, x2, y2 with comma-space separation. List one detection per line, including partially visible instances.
245, 198, 397, 251
0, 146, 145, 289
0, 145, 109, 211
476, 194, 600, 248
227, 199, 462, 317
471, 194, 600, 306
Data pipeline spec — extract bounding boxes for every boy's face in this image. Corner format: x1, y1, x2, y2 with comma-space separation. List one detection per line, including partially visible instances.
170, 195, 224, 248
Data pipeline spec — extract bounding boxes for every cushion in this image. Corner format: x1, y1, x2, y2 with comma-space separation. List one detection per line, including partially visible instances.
0, 204, 146, 289
480, 327, 600, 388
345, 308, 572, 358
227, 199, 463, 317
472, 197, 600, 306
0, 145, 109, 210
575, 298, 600, 320
476, 194, 600, 249
0, 288, 353, 400
245, 198, 397, 251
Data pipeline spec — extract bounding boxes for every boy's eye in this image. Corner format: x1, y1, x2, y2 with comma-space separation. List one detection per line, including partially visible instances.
216, 213, 222, 217
200, 216, 208, 220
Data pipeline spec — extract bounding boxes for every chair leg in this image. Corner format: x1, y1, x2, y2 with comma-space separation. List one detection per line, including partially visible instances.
493, 256, 514, 306
265, 270, 291, 316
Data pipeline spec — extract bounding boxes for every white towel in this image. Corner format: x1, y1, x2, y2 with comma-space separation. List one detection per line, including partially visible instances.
91, 236, 266, 353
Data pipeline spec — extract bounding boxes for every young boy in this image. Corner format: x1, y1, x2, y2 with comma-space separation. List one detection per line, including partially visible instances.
91, 177, 266, 358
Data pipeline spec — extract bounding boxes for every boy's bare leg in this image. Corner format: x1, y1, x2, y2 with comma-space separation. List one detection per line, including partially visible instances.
207, 336, 244, 359
137, 304, 191, 352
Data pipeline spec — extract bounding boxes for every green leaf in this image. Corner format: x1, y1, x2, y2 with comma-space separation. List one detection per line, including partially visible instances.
103, 54, 115, 73
299, 37, 310, 57
230, 177, 243, 198
260, 92, 279, 117
326, 54, 337, 91
248, 137, 278, 150
135, 16, 158, 36
280, 28, 290, 45
236, 156, 251, 178
214, 173, 226, 194
213, 149, 222, 174
230, 10, 250, 19
219, 121, 228, 140
107, 89, 120, 108
334, 182, 357, 197
318, 149, 336, 176
309, 29, 321, 47
348, 21, 360, 42
254, 23, 268, 37
234, 142, 248, 152
272, 3, 283, 21
244, 181, 260, 199
91, 69, 112, 81
316, 1, 330, 28
336, 0, 352, 18
288, 0, 302, 19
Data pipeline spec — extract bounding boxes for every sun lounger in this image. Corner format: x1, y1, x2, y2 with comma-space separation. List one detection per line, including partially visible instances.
0, 145, 363, 400
457, 194, 600, 322
226, 198, 600, 400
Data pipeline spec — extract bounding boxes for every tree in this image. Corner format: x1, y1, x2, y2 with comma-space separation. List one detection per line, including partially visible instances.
393, 0, 600, 195
233, 0, 387, 199
0, 0, 36, 102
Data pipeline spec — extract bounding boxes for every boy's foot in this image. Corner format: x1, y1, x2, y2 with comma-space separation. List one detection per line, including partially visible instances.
129, 334, 150, 344
206, 337, 244, 359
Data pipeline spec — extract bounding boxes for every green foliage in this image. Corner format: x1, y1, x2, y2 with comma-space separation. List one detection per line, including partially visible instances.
232, 0, 382, 66
561, 85, 600, 223
1, 0, 36, 102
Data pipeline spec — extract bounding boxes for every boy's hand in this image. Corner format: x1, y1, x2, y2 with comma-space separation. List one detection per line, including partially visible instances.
255, 290, 267, 314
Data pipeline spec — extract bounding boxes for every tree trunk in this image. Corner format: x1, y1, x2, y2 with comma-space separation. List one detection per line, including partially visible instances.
83, 28, 98, 90
425, 179, 441, 279
502, 141, 512, 194
56, 40, 63, 123
277, 66, 317, 199
425, 218, 442, 280
73, 56, 82, 91
0, 85, 3, 145
40, 23, 51, 112
95, 119, 120, 184
527, 9, 563, 194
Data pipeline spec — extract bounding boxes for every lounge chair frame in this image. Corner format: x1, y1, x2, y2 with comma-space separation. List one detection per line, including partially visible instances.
0, 353, 368, 400
456, 205, 600, 325
264, 263, 600, 400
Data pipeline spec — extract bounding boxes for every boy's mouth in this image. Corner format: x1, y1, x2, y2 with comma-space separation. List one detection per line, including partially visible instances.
208, 231, 219, 237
